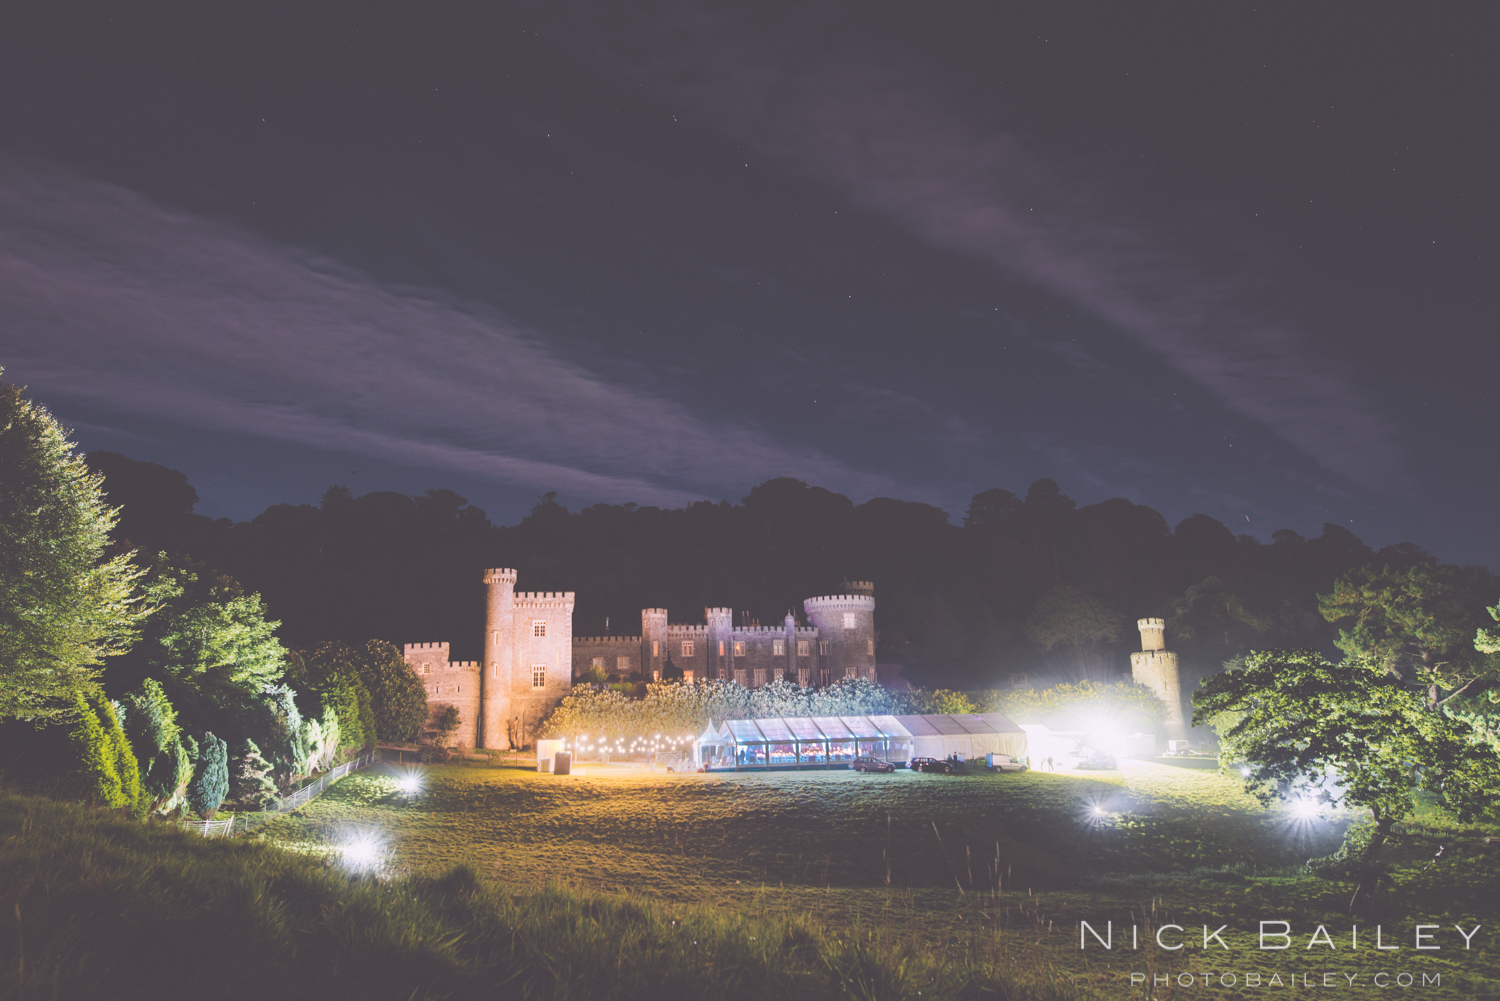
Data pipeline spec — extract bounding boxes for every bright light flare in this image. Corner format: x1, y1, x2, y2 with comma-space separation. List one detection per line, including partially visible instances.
341, 832, 383, 869
397, 772, 423, 796
1290, 798, 1321, 821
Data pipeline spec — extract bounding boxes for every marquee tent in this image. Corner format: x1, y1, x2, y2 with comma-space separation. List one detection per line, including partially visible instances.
693, 712, 1026, 771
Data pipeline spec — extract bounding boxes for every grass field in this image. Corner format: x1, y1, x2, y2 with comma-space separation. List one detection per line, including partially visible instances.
256, 759, 1500, 998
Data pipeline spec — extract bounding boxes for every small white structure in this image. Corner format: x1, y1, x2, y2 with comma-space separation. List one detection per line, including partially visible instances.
694, 713, 1026, 770
535, 738, 564, 772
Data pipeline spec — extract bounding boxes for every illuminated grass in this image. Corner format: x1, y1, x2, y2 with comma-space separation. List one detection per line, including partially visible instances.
254, 759, 1500, 999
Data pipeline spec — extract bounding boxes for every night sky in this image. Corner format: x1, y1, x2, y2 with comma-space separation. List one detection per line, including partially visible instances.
3, 4, 1496, 566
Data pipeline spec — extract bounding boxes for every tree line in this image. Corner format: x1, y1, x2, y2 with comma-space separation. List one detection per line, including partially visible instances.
78, 450, 1500, 697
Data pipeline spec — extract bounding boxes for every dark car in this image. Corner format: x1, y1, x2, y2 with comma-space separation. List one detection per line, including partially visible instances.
908, 756, 953, 774
851, 755, 896, 773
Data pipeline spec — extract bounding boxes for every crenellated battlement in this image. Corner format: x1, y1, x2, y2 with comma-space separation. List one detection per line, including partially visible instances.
483, 568, 518, 582
794, 626, 818, 635
514, 591, 575, 603
450, 661, 480, 669
667, 624, 710, 634
642, 608, 669, 617
574, 635, 642, 644
804, 594, 877, 611
732, 625, 808, 635
404, 642, 451, 654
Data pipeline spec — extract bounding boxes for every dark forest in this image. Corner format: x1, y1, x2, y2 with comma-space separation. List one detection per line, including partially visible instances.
85, 451, 1477, 693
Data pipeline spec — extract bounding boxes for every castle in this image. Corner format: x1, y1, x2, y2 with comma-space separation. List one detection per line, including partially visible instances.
1130, 617, 1186, 742
404, 571, 878, 749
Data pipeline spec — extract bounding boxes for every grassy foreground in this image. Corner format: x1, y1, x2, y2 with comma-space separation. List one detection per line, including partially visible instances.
257, 759, 1500, 999
0, 787, 1083, 1001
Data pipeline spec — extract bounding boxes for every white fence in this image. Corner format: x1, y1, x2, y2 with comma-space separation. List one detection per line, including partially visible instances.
181, 751, 377, 837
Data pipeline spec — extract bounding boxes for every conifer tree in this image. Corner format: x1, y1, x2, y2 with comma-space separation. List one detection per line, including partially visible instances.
230, 739, 280, 809
188, 732, 228, 817
0, 374, 146, 721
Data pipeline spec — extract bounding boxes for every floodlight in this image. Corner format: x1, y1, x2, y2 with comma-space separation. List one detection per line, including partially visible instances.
1091, 805, 1107, 817
397, 773, 423, 796
1240, 767, 1252, 777
342, 833, 382, 867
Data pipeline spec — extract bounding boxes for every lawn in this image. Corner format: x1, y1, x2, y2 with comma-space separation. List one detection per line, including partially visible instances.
257, 759, 1500, 998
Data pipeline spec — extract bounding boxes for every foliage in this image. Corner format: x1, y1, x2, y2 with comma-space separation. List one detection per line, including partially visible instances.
1165, 576, 1271, 657
296, 643, 378, 749
0, 376, 146, 721
1024, 586, 1125, 678
979, 681, 1165, 733
112, 554, 288, 707
119, 678, 193, 812
1475, 600, 1500, 656
297, 706, 341, 773
230, 739, 281, 810
892, 687, 977, 715
428, 704, 461, 746
353, 640, 428, 743
1318, 560, 1500, 705
64, 689, 145, 816
1192, 649, 1500, 913
188, 732, 229, 818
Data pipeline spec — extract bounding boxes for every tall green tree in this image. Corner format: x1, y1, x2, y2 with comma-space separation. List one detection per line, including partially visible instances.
1319, 561, 1500, 706
0, 376, 146, 721
119, 678, 193, 812
294, 643, 378, 749
1025, 586, 1125, 678
114, 554, 287, 704
188, 732, 229, 818
352, 640, 428, 743
1194, 650, 1500, 916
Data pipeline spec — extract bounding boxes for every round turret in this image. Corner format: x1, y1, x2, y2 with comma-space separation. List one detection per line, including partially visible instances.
1137, 617, 1166, 652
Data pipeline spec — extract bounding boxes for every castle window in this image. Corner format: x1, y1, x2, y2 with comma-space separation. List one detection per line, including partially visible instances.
492, 661, 499, 678
773, 640, 785, 656
798, 668, 809, 687
532, 664, 546, 688
867, 639, 875, 655
733, 641, 745, 657
842, 613, 856, 629
533, 620, 547, 638
718, 641, 725, 657
735, 669, 748, 686
652, 641, 659, 658
492, 630, 500, 645
820, 670, 830, 686
423, 665, 431, 674
592, 657, 604, 669
681, 641, 694, 657
796, 640, 809, 656
819, 641, 828, 655
617, 656, 630, 672
753, 669, 765, 687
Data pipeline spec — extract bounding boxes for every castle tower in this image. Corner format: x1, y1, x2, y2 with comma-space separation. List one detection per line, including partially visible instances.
1130, 617, 1186, 742
641, 608, 669, 680
804, 584, 877, 683
705, 607, 732, 681
482, 568, 517, 749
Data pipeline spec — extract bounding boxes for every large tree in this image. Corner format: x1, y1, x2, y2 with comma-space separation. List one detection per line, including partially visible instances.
1025, 585, 1125, 679
0, 376, 145, 721
1194, 650, 1500, 916
1318, 561, 1500, 706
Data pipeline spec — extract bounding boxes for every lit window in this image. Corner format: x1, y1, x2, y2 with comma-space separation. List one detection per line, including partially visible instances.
681, 641, 694, 657
533, 620, 546, 638
733, 641, 745, 656
773, 640, 785, 656
797, 640, 809, 656
842, 613, 856, 629
867, 639, 875, 655
532, 664, 546, 688
718, 641, 725, 656
652, 641, 659, 657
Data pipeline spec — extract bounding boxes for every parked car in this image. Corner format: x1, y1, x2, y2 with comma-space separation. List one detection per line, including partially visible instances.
908, 756, 953, 774
851, 755, 896, 773
988, 753, 1028, 772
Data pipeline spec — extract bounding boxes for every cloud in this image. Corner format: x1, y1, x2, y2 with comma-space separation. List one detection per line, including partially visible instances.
0, 155, 914, 508
574, 5, 1411, 496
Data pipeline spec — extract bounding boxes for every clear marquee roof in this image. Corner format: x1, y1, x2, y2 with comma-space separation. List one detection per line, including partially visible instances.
700, 713, 1022, 745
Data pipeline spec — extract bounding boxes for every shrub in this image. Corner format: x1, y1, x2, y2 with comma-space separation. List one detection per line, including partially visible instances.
188, 732, 228, 817
230, 739, 280, 810
428, 705, 461, 746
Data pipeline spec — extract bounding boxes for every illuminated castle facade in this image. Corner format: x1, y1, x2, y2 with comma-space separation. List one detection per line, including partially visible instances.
404, 573, 877, 749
